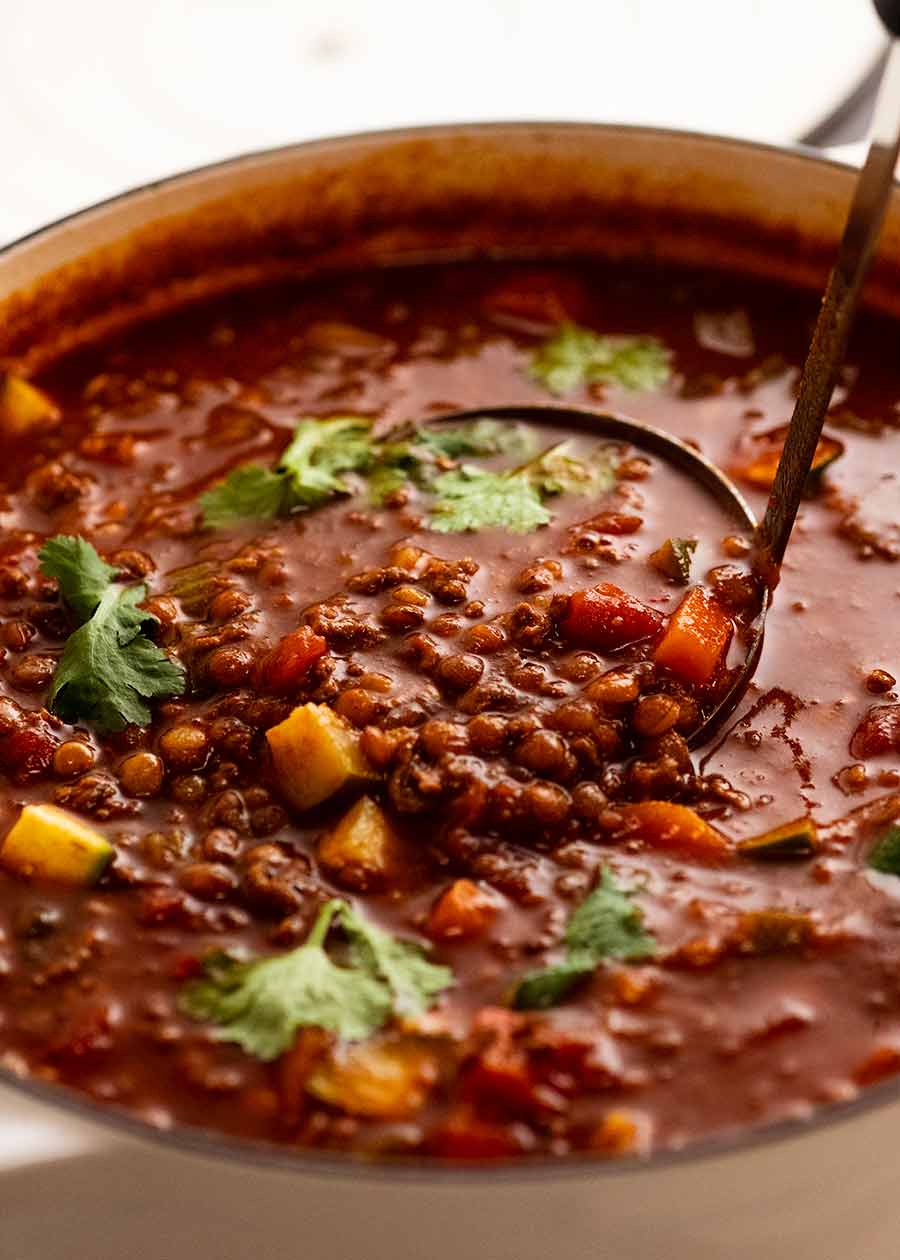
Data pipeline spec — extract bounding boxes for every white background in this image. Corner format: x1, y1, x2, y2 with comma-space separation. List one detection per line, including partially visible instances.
0, 0, 886, 247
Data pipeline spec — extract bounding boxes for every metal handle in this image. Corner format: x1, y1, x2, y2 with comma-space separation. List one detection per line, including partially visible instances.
876, 0, 900, 38
756, 38, 900, 573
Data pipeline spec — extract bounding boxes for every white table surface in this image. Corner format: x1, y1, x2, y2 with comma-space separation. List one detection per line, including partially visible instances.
0, 0, 884, 1174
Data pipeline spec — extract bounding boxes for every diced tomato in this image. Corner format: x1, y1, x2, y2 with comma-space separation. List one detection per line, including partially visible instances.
850, 704, 900, 759
0, 726, 57, 781
168, 953, 202, 981
48, 1004, 114, 1063
427, 879, 499, 941
653, 586, 732, 686
279, 1028, 331, 1126
427, 1109, 526, 1159
559, 583, 665, 652
482, 270, 586, 330
617, 801, 731, 859
855, 1044, 900, 1086
261, 626, 327, 693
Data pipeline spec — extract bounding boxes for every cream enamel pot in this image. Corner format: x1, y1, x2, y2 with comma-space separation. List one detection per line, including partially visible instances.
2, 124, 900, 1260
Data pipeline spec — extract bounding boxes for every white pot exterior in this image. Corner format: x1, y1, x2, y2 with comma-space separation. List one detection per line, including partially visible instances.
1, 124, 899, 1260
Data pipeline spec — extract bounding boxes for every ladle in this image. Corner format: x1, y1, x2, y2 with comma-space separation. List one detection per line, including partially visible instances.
435, 3, 900, 747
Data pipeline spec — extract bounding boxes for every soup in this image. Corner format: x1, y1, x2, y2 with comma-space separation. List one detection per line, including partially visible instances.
0, 259, 898, 1160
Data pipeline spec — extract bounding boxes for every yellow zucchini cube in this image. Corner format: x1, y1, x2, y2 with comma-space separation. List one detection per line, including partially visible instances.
266, 702, 371, 813
306, 1037, 440, 1119
1, 804, 114, 885
0, 374, 60, 434
318, 796, 406, 890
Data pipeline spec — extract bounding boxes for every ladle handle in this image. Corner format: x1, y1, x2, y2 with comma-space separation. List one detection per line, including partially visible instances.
876, 0, 900, 37
756, 38, 900, 574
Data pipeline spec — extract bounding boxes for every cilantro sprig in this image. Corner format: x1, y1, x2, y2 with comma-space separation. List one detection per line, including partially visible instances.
429, 439, 620, 535
199, 413, 623, 537
513, 867, 655, 1010
39, 536, 185, 732
180, 899, 453, 1061
530, 323, 671, 396
200, 416, 375, 527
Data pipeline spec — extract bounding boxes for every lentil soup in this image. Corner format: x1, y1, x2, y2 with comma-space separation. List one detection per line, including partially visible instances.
0, 258, 898, 1161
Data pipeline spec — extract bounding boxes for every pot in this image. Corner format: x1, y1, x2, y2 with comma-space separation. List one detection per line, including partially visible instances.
1, 123, 898, 1260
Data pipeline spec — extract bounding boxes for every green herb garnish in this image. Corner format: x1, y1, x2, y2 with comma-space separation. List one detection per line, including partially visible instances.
430, 466, 551, 534
200, 414, 620, 536
868, 824, 900, 875
179, 899, 452, 1061
428, 438, 619, 534
514, 867, 655, 1010
199, 465, 292, 528
366, 420, 536, 506
199, 416, 376, 527
528, 439, 618, 497
530, 324, 671, 396
39, 536, 185, 731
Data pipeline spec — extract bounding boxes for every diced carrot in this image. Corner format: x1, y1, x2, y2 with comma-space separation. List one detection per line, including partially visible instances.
559, 583, 665, 652
618, 801, 731, 859
261, 626, 327, 693
653, 586, 732, 686
427, 879, 499, 941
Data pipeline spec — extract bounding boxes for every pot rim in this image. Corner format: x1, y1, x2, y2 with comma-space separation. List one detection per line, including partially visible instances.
0, 119, 894, 1183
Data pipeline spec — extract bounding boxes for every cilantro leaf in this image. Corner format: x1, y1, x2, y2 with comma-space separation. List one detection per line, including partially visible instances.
514, 867, 655, 1010
528, 440, 619, 497
340, 902, 453, 1016
512, 959, 591, 1011
179, 900, 452, 1061
39, 536, 185, 731
199, 465, 290, 528
530, 324, 672, 396
367, 420, 537, 506
39, 534, 118, 622
430, 466, 551, 534
417, 418, 535, 461
868, 824, 900, 875
280, 416, 375, 507
564, 867, 656, 963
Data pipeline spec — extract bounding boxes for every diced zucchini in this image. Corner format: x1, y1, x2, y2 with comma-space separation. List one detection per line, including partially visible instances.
266, 702, 372, 813
306, 1037, 440, 1118
738, 910, 813, 955
868, 824, 900, 875
649, 537, 697, 585
736, 426, 844, 491
0, 804, 114, 884
318, 796, 406, 890
738, 817, 819, 859
0, 373, 60, 434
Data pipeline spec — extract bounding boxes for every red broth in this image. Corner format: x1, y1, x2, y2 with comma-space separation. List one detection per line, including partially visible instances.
0, 259, 897, 1160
